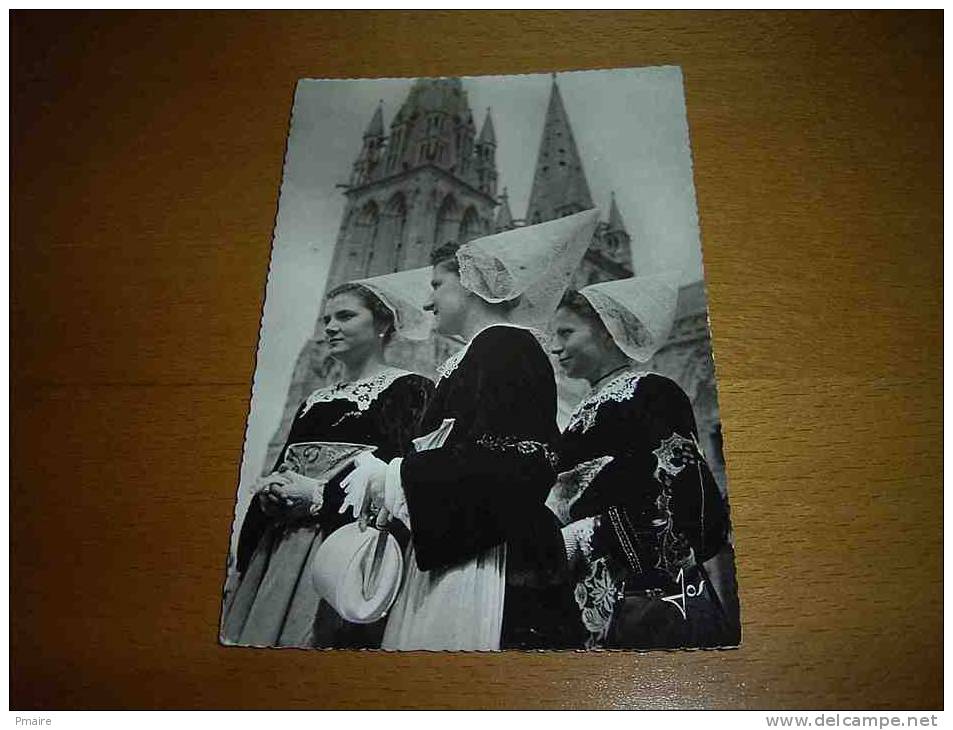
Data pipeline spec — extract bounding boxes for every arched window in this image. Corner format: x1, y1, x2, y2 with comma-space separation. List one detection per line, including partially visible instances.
433, 194, 459, 249
352, 201, 379, 279
387, 128, 403, 171
375, 193, 408, 273
459, 206, 481, 243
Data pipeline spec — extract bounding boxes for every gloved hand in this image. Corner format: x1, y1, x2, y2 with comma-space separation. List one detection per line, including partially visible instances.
339, 451, 388, 530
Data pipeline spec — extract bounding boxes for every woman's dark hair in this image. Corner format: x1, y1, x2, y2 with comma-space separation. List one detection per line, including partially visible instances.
430, 241, 461, 272
558, 289, 601, 324
558, 288, 625, 354
325, 282, 396, 344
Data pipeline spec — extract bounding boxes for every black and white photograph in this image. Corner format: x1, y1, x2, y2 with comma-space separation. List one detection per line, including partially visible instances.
220, 66, 742, 652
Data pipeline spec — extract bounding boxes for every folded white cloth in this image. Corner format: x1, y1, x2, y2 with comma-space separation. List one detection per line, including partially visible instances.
311, 522, 404, 624
411, 418, 456, 452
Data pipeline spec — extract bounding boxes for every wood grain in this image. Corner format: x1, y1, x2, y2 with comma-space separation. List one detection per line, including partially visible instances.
10, 10, 941, 709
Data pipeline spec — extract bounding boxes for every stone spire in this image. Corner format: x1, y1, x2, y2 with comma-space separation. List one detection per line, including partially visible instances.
364, 101, 384, 138
478, 108, 496, 145
526, 75, 594, 223
350, 101, 386, 186
474, 107, 498, 196
607, 191, 627, 232
602, 191, 633, 270
494, 187, 514, 231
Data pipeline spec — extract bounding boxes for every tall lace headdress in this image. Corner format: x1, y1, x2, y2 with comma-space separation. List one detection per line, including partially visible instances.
456, 208, 600, 330
579, 272, 681, 363
353, 266, 435, 341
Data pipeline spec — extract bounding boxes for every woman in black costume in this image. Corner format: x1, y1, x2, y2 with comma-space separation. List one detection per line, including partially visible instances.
221, 269, 434, 648
346, 210, 598, 650
549, 275, 740, 649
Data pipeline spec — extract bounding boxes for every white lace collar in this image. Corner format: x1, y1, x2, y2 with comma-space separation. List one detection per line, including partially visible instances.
435, 323, 539, 385
565, 370, 652, 434
302, 367, 411, 415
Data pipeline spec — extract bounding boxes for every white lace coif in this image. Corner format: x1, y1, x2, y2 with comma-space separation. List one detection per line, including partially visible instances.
353, 266, 434, 341
456, 209, 599, 329
579, 272, 681, 363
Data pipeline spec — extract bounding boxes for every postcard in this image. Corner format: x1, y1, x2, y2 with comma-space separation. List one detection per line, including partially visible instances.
221, 67, 741, 651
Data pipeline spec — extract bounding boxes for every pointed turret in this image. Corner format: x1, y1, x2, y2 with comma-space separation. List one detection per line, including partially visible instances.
602, 192, 633, 270
473, 107, 498, 197
364, 102, 385, 138
456, 107, 477, 177
494, 188, 514, 231
478, 108, 496, 145
351, 102, 387, 186
607, 191, 627, 232
526, 76, 594, 223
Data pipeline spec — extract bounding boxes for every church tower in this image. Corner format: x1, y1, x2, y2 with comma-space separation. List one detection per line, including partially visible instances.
526, 76, 594, 224
525, 75, 633, 288
325, 77, 499, 288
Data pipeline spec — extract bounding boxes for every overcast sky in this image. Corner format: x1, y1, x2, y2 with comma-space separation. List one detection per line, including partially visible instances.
230, 66, 706, 546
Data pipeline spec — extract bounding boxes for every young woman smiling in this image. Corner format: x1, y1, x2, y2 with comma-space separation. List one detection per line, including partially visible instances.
549, 275, 738, 649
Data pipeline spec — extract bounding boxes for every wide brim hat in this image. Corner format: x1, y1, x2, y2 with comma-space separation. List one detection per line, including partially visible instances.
311, 522, 404, 624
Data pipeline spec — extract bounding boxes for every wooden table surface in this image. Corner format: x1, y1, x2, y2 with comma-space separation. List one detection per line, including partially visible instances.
10, 11, 942, 710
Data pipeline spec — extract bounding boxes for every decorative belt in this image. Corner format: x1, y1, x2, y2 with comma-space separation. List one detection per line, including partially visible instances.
618, 584, 667, 600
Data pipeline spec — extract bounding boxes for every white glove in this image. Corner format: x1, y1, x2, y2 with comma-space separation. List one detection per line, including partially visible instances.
339, 451, 388, 520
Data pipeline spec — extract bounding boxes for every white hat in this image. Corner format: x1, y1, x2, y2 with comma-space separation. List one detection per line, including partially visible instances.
456, 209, 599, 330
311, 523, 404, 625
351, 266, 435, 341
578, 272, 681, 363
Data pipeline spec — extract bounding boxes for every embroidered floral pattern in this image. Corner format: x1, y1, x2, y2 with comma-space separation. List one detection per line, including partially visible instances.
574, 556, 620, 649
566, 372, 648, 434
652, 431, 699, 486
302, 368, 408, 416
476, 433, 558, 469
650, 431, 702, 580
